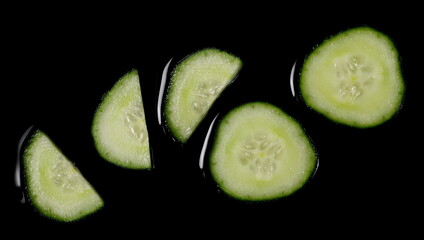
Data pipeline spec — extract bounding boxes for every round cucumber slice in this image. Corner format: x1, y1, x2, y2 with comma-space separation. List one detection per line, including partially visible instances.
300, 27, 405, 127
23, 130, 103, 222
164, 48, 242, 143
92, 69, 151, 169
209, 102, 317, 201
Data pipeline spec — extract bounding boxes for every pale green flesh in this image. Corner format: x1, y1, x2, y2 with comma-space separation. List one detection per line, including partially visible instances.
300, 27, 405, 127
165, 48, 242, 143
24, 130, 103, 222
92, 70, 151, 169
210, 102, 317, 201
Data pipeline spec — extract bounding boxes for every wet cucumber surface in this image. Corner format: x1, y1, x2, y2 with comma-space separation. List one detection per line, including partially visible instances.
23, 130, 103, 222
164, 48, 242, 143
7, 17, 420, 232
300, 27, 405, 127
92, 70, 152, 169
209, 102, 317, 201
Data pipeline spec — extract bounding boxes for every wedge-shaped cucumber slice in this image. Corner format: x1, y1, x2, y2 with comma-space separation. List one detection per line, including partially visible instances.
300, 27, 405, 127
209, 102, 317, 201
92, 70, 151, 169
23, 130, 103, 222
164, 48, 242, 143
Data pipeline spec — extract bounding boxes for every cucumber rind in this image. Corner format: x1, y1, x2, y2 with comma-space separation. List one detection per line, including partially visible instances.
92, 69, 151, 169
209, 102, 317, 201
164, 48, 243, 143
23, 130, 104, 222
300, 26, 405, 128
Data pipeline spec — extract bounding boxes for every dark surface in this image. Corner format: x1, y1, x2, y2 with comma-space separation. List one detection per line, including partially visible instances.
4, 7, 422, 236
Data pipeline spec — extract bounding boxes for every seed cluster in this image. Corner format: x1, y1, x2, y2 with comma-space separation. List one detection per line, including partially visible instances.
52, 156, 85, 192
124, 101, 147, 143
239, 132, 284, 180
335, 55, 375, 102
192, 81, 223, 113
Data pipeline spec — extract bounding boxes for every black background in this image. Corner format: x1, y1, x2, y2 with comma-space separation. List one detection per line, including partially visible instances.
3, 5, 423, 236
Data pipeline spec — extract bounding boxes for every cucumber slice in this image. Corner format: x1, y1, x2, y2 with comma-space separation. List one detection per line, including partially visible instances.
92, 69, 151, 169
164, 48, 242, 143
300, 27, 405, 127
209, 102, 317, 201
23, 130, 103, 222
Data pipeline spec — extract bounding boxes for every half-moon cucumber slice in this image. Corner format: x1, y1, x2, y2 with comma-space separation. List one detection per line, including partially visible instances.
23, 130, 103, 222
164, 48, 242, 143
92, 69, 151, 169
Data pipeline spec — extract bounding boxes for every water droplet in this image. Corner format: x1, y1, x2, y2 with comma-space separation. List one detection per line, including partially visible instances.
290, 61, 297, 97
199, 114, 220, 169
157, 58, 173, 126
16, 126, 35, 204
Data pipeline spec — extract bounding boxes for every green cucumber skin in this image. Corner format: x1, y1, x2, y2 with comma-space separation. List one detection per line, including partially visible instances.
300, 26, 405, 128
23, 130, 103, 222
164, 48, 242, 143
92, 70, 135, 168
209, 102, 318, 201
92, 69, 151, 169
